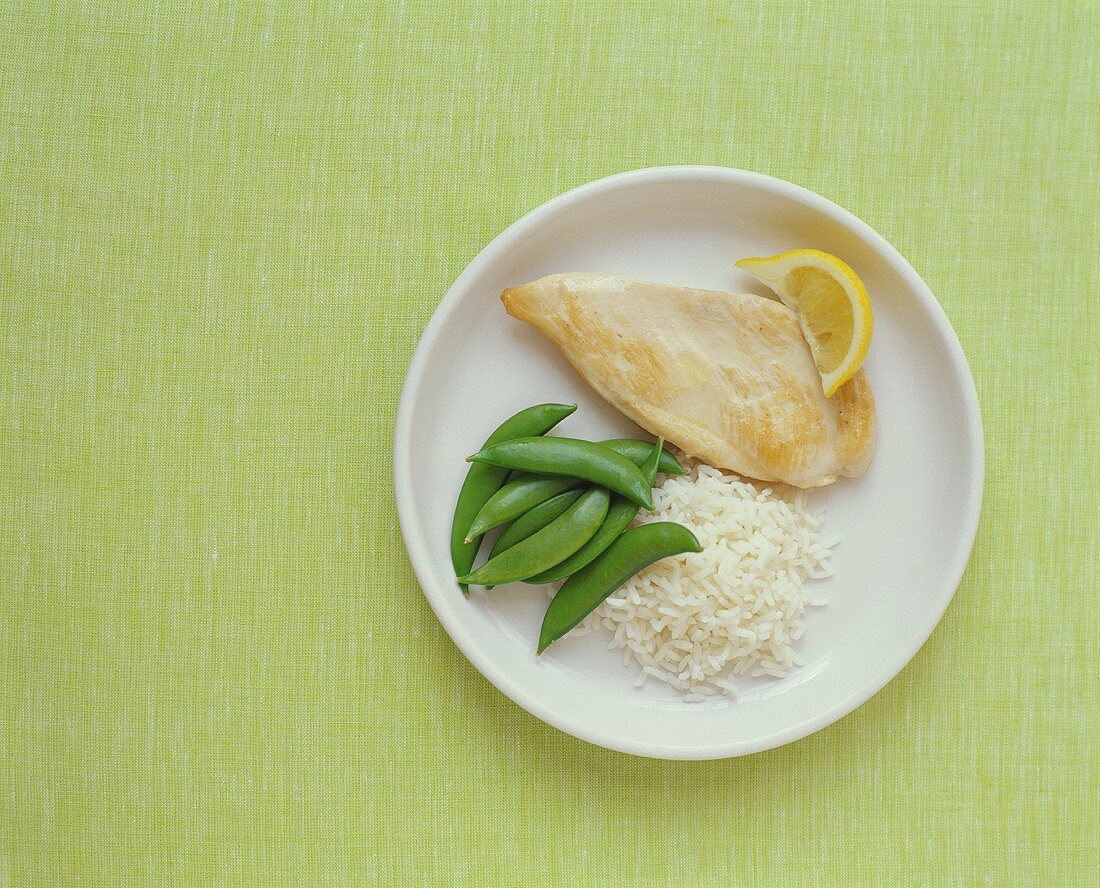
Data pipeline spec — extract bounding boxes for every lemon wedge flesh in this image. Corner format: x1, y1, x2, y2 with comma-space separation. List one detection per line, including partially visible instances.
736, 249, 873, 397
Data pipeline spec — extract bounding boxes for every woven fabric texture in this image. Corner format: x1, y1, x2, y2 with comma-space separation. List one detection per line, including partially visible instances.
1, 2, 1097, 885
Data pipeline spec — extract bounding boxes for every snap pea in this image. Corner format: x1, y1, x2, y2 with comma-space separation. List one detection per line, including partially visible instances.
601, 439, 686, 475
458, 488, 610, 587
468, 437, 654, 509
450, 403, 576, 594
489, 488, 584, 558
526, 438, 665, 584
537, 521, 702, 653
465, 474, 583, 542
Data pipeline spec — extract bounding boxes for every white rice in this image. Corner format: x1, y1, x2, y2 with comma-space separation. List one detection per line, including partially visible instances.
571, 459, 837, 701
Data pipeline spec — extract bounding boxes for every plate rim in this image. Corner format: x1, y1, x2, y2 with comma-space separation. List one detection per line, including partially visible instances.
393, 165, 985, 759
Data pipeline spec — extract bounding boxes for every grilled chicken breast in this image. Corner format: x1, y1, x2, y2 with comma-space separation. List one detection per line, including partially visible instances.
501, 273, 875, 488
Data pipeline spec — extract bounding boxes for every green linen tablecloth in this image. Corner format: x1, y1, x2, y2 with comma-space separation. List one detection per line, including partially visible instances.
1, 2, 1096, 885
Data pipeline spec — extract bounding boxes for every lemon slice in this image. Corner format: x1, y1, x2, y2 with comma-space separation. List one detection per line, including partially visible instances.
736, 249, 873, 397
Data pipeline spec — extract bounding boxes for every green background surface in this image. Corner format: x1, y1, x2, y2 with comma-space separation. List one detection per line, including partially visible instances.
1, 2, 1097, 885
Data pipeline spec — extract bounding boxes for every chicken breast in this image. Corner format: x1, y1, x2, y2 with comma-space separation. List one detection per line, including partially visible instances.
501, 273, 875, 488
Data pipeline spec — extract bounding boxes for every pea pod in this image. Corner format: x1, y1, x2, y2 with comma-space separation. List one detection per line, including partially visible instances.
450, 403, 576, 594
465, 474, 583, 542
458, 488, 610, 587
601, 438, 686, 475
468, 437, 654, 509
489, 488, 584, 558
538, 521, 702, 653
526, 438, 665, 584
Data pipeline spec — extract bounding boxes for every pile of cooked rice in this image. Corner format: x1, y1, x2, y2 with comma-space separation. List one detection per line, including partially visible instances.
571, 459, 838, 702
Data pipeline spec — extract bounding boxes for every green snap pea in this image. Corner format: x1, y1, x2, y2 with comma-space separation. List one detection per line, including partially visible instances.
526, 439, 665, 584
468, 437, 654, 509
601, 439, 686, 475
450, 403, 576, 594
465, 474, 583, 542
537, 521, 702, 653
458, 488, 610, 587
489, 488, 584, 558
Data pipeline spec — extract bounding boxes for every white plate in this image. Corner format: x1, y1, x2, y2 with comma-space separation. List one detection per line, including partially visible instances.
394, 167, 983, 759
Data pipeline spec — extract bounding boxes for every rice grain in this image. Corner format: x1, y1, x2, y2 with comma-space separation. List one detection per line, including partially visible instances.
578, 458, 836, 701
